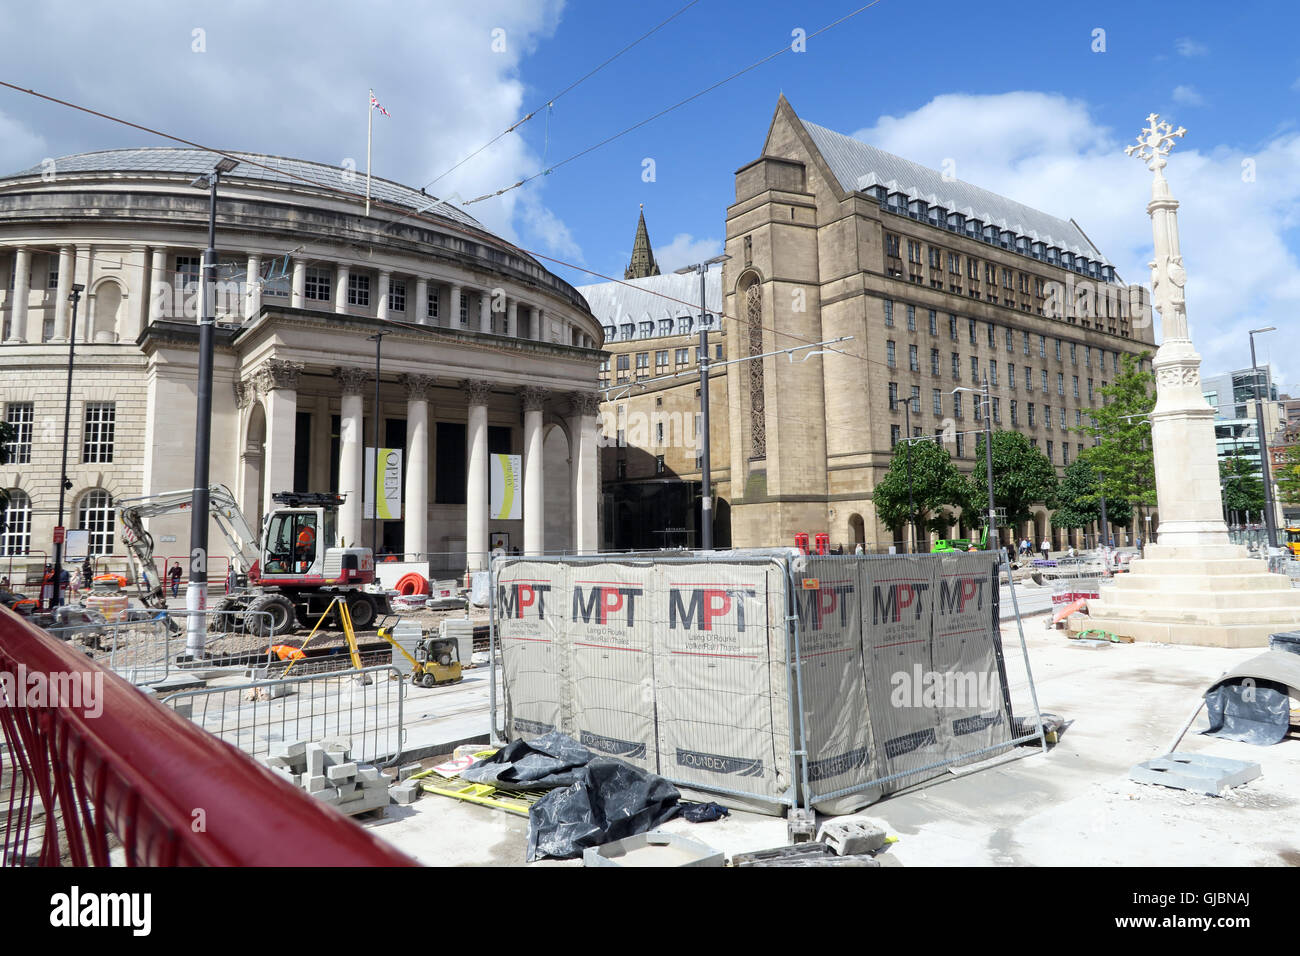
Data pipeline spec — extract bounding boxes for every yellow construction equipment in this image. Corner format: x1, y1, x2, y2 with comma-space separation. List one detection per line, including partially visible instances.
1285, 526, 1300, 558
279, 595, 364, 677
376, 625, 463, 687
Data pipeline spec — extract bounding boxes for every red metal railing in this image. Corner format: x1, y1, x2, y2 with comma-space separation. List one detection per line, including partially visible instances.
0, 606, 415, 866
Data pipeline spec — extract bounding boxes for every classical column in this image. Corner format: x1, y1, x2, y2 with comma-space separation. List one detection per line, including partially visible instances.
52, 246, 73, 342
569, 391, 601, 553
147, 248, 167, 325
246, 254, 262, 321
401, 374, 435, 557
376, 270, 390, 321
522, 387, 547, 556
464, 379, 492, 573
449, 283, 462, 327
256, 360, 303, 517
479, 288, 492, 333
528, 306, 540, 341
506, 298, 518, 338
6, 247, 30, 343
336, 366, 370, 547
291, 258, 306, 308
414, 278, 429, 325
334, 262, 350, 314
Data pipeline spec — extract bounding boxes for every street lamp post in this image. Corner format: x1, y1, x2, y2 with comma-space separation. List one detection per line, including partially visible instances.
1248, 327, 1278, 549
49, 284, 85, 609
674, 254, 728, 551
952, 376, 998, 552
186, 156, 238, 657
904, 400, 914, 554
368, 330, 387, 559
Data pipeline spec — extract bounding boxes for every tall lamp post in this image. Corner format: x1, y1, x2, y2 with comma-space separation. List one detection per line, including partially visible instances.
674, 254, 728, 551
49, 284, 85, 609
367, 330, 387, 559
953, 375, 997, 552
903, 400, 915, 553
186, 156, 239, 657
1248, 326, 1278, 550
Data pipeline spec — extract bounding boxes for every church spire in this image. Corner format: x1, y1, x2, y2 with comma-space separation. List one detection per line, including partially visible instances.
624, 204, 660, 279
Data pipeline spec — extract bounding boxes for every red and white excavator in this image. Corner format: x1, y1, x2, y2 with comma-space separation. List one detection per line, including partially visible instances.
116, 485, 392, 636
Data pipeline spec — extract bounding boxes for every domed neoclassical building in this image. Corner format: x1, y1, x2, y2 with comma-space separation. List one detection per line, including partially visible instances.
0, 148, 603, 578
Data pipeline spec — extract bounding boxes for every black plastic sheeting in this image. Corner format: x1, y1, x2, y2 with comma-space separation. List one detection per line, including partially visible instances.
1203, 679, 1293, 745
462, 732, 682, 861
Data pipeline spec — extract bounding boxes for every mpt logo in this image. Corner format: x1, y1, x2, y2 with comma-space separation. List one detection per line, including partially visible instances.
871, 582, 930, 624
795, 583, 854, 631
938, 576, 987, 615
498, 582, 551, 619
572, 585, 644, 626
668, 587, 757, 632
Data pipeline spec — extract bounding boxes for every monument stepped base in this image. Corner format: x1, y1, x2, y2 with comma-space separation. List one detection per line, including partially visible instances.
1084, 543, 1300, 648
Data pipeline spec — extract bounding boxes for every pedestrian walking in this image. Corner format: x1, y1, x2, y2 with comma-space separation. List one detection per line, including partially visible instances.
169, 563, 182, 598
1040, 538, 1050, 561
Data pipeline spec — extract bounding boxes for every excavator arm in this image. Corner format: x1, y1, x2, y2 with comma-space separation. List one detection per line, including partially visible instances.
116, 485, 262, 609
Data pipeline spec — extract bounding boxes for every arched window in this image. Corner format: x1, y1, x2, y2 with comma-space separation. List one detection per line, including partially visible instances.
78, 489, 115, 556
1, 489, 31, 555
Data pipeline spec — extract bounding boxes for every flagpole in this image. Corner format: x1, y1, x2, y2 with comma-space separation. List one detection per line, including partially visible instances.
366, 88, 373, 216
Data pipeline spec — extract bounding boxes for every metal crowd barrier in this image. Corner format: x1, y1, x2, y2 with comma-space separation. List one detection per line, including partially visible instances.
161, 664, 406, 767
45, 612, 174, 687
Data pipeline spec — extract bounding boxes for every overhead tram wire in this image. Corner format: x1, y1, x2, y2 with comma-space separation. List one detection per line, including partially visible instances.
0, 71, 1132, 399
461, 0, 887, 206
382, 0, 702, 233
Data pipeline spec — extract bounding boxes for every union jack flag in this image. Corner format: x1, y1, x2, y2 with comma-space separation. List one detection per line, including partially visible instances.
369, 90, 389, 116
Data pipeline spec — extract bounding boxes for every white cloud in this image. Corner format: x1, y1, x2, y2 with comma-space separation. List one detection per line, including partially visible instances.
517, 189, 583, 263
0, 111, 46, 174
850, 92, 1300, 386
654, 233, 723, 274
1176, 37, 1208, 57
1172, 85, 1205, 106
0, 0, 577, 252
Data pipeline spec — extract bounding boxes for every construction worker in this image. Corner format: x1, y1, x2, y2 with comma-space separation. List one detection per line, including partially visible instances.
295, 521, 316, 573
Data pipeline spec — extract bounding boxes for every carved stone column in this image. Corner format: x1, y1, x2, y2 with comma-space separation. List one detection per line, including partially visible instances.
568, 391, 601, 553
336, 365, 371, 545
522, 387, 548, 555
463, 379, 492, 573
254, 360, 304, 517
400, 373, 436, 557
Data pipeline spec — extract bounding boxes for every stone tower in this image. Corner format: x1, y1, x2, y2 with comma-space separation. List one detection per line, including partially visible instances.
624, 205, 660, 280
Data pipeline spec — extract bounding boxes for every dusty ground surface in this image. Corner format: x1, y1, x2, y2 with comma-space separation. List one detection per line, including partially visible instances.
363, 609, 1300, 867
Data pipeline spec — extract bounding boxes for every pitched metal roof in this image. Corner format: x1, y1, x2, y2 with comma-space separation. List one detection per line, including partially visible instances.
577, 271, 722, 336
799, 119, 1109, 264
1, 147, 484, 231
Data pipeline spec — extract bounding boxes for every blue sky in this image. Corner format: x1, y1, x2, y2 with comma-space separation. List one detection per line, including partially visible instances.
1, 0, 1297, 385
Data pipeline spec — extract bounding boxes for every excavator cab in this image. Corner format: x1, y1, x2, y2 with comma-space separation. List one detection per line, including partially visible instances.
263, 510, 321, 575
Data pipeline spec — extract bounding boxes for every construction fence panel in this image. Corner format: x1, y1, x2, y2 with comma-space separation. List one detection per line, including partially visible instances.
496, 560, 569, 740
492, 554, 795, 811
44, 613, 173, 687
162, 665, 405, 767
651, 557, 791, 808
567, 557, 658, 771
797, 551, 1038, 811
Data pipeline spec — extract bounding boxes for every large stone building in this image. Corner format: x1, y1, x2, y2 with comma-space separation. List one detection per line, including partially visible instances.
579, 210, 725, 548
0, 148, 603, 579
589, 98, 1160, 552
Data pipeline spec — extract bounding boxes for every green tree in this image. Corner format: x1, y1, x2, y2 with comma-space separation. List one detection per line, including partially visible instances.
1220, 452, 1265, 516
968, 430, 1059, 529
873, 437, 972, 539
1077, 350, 1157, 515
1275, 442, 1300, 507
1050, 457, 1132, 533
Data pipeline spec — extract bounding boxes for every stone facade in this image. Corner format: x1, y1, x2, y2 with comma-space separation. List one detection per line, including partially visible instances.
720, 97, 1158, 551
0, 148, 603, 581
